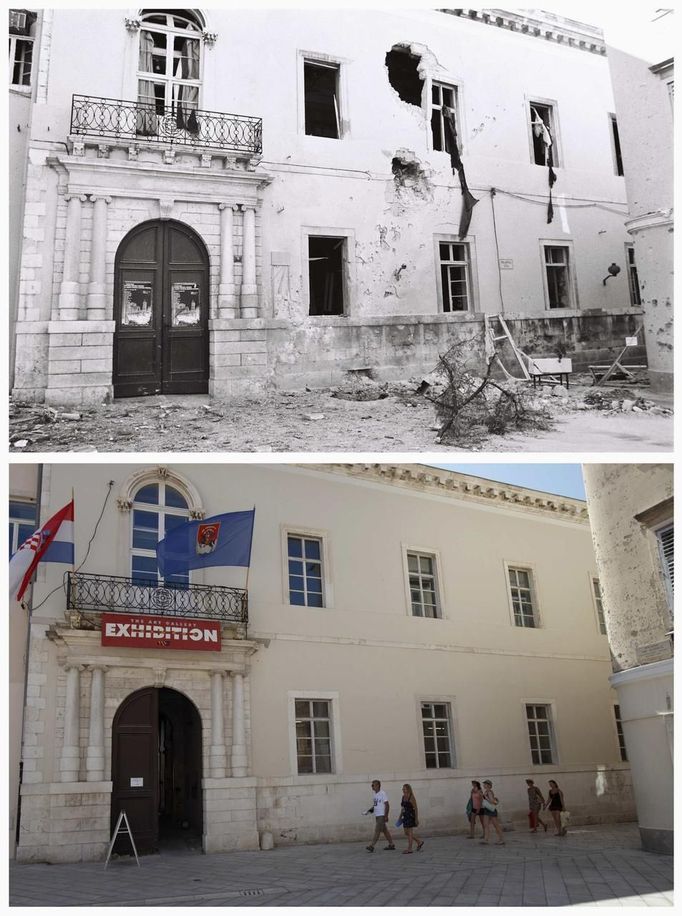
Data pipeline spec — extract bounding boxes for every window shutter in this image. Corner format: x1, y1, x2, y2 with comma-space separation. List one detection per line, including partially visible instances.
658, 525, 674, 593
9, 10, 28, 33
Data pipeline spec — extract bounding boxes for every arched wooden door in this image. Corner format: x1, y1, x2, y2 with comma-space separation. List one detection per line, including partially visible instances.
111, 686, 204, 855
113, 220, 209, 398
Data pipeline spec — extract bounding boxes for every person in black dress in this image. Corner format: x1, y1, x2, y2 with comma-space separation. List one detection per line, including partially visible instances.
546, 779, 567, 835
399, 784, 424, 854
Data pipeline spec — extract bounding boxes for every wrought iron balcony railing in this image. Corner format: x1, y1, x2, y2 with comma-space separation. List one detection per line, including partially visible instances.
70, 94, 262, 155
67, 571, 248, 625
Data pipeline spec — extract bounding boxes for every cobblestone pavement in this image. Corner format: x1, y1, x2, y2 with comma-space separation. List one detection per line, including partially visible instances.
9, 823, 673, 907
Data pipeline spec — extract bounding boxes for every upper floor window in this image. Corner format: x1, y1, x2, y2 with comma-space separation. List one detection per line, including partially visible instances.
137, 9, 202, 132
656, 523, 674, 608
131, 481, 189, 586
431, 82, 458, 153
9, 9, 37, 90
9, 499, 37, 557
304, 59, 340, 138
592, 577, 607, 635
287, 534, 324, 606
508, 566, 539, 628
609, 113, 624, 176
529, 102, 559, 167
407, 550, 440, 618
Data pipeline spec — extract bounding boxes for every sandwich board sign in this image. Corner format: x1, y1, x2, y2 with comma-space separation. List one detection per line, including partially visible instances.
104, 810, 140, 868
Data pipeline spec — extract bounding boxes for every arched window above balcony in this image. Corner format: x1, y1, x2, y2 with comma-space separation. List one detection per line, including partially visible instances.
137, 9, 204, 134
130, 479, 191, 586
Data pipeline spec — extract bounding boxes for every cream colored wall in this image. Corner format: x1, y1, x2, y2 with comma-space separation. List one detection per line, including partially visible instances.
9, 464, 40, 857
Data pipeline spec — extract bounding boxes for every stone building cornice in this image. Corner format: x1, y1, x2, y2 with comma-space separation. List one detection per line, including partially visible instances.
305, 463, 589, 522
441, 9, 606, 55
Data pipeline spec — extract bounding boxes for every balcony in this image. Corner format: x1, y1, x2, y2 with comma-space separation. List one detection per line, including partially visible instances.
70, 94, 263, 156
66, 571, 248, 628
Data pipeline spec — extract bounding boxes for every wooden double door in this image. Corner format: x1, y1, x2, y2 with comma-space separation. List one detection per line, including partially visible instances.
111, 687, 203, 854
113, 220, 209, 398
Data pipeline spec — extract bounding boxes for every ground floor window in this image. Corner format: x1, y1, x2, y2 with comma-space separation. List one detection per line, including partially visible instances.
526, 703, 556, 764
308, 236, 346, 315
614, 704, 628, 762
439, 241, 471, 312
543, 244, 574, 309
294, 699, 333, 773
626, 245, 641, 307
421, 701, 454, 768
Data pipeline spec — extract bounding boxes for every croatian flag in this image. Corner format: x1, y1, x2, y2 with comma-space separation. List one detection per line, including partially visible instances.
9, 499, 75, 602
157, 509, 255, 577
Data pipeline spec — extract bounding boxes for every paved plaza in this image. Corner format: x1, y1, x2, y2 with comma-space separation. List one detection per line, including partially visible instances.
9, 823, 673, 907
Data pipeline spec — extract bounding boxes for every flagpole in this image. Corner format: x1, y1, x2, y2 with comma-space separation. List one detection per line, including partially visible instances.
71, 487, 76, 578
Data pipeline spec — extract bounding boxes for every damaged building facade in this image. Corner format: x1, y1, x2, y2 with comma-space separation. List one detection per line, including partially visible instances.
10, 8, 646, 405
12, 462, 635, 862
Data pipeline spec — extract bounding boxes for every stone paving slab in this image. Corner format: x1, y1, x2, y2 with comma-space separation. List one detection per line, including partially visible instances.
9, 823, 673, 907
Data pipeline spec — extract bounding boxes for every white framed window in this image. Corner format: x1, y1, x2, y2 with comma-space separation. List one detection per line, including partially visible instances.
437, 240, 473, 313
298, 50, 347, 140
9, 9, 36, 90
136, 10, 203, 135
525, 703, 557, 765
656, 523, 674, 609
286, 531, 326, 607
528, 99, 560, 166
541, 242, 577, 310
406, 550, 441, 618
130, 481, 190, 586
421, 701, 454, 768
608, 113, 624, 176
288, 690, 342, 776
308, 235, 347, 316
614, 704, 628, 762
592, 577, 607, 635
625, 244, 641, 307
9, 499, 37, 557
507, 565, 539, 628
431, 81, 458, 153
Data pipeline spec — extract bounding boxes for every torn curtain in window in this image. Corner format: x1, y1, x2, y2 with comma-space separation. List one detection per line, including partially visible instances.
442, 106, 478, 239
531, 106, 557, 224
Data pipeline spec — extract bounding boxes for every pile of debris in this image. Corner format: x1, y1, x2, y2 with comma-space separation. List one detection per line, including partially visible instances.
580, 389, 672, 415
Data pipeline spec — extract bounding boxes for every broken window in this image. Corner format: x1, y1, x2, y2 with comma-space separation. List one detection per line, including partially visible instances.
308, 236, 345, 316
609, 113, 624, 176
439, 241, 471, 312
431, 82, 458, 153
385, 46, 424, 107
530, 102, 558, 166
304, 60, 340, 138
543, 245, 572, 309
137, 10, 202, 135
626, 245, 641, 306
9, 9, 37, 88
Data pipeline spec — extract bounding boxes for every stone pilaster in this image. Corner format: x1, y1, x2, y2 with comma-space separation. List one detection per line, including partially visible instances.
230, 672, 248, 777
85, 666, 106, 781
86, 196, 111, 320
60, 664, 82, 782
57, 195, 87, 320
240, 205, 258, 318
210, 670, 228, 778
218, 203, 238, 318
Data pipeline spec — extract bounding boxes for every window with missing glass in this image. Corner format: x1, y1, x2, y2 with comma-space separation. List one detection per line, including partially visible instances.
439, 241, 472, 312
421, 702, 454, 768
431, 82, 458, 152
656, 523, 674, 607
287, 534, 324, 607
508, 566, 538, 627
407, 551, 440, 618
609, 113, 624, 176
529, 102, 558, 166
304, 60, 340, 138
626, 245, 641, 307
526, 703, 556, 764
9, 9, 36, 89
9, 500, 37, 558
543, 244, 574, 309
131, 481, 190, 586
295, 699, 333, 773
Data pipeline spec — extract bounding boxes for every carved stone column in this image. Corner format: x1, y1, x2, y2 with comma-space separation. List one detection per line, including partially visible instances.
60, 664, 83, 782
85, 665, 106, 781
210, 671, 228, 778
218, 204, 238, 318
230, 672, 248, 777
58, 194, 87, 320
240, 205, 258, 318
86, 196, 111, 320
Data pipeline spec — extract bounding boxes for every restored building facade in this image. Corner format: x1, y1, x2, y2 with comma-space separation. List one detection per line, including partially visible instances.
583, 464, 673, 854
10, 8, 645, 405
12, 463, 634, 863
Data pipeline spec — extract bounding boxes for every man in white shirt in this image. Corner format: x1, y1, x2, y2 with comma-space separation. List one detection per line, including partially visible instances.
365, 779, 395, 851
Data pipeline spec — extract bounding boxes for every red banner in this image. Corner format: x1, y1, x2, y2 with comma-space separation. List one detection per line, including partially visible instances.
101, 614, 221, 651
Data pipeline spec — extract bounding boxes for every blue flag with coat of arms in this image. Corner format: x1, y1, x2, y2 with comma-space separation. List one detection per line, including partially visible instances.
156, 509, 255, 577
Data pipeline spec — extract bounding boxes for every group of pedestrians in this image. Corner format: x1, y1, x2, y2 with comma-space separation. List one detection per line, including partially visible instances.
364, 776, 568, 854
467, 777, 568, 841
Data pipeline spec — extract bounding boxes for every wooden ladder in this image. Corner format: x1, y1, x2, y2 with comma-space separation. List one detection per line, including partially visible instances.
484, 314, 531, 381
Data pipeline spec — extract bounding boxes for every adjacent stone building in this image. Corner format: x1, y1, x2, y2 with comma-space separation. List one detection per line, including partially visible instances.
582, 464, 673, 854
12, 462, 634, 863
10, 8, 646, 406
